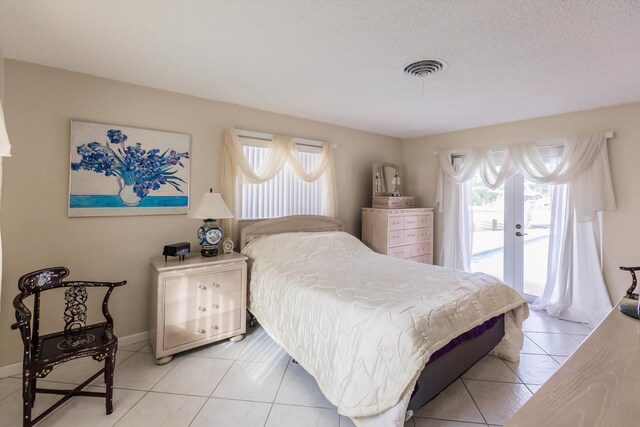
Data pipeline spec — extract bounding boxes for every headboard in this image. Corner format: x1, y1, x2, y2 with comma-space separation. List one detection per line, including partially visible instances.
240, 215, 346, 249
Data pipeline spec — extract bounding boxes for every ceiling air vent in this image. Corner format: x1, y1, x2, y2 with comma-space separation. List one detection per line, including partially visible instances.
403, 59, 447, 78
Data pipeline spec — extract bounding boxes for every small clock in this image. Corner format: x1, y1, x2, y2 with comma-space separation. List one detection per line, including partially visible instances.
222, 237, 234, 254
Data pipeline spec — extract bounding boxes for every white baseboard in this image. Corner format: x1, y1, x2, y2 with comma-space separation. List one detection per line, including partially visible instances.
0, 330, 150, 379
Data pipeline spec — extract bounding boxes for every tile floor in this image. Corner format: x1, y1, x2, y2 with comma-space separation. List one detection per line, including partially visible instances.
0, 310, 592, 427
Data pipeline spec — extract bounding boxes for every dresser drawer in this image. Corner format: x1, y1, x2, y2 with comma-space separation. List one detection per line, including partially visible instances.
412, 242, 432, 257
410, 254, 433, 264
405, 227, 432, 243
164, 289, 242, 325
388, 244, 412, 259
417, 214, 432, 228
388, 230, 405, 246
163, 309, 242, 350
164, 269, 241, 303
404, 215, 419, 229
388, 216, 405, 231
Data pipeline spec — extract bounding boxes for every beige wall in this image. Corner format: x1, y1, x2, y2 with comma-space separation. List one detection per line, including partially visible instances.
402, 102, 640, 302
0, 60, 401, 366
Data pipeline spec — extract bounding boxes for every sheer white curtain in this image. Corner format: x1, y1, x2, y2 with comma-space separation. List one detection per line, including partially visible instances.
436, 132, 615, 325
0, 98, 13, 313
220, 128, 337, 238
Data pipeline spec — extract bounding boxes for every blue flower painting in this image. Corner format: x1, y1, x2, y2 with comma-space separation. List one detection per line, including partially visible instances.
69, 121, 191, 217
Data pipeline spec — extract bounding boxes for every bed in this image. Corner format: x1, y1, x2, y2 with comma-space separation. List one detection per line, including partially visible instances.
240, 215, 528, 427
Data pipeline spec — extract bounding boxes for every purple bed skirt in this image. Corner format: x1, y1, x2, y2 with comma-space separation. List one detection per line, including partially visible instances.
428, 314, 505, 363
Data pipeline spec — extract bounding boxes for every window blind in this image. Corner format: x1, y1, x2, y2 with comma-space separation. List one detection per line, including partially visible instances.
240, 144, 323, 219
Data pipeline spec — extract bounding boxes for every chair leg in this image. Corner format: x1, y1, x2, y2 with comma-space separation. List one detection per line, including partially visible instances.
105, 349, 116, 415
22, 373, 33, 427
30, 377, 37, 406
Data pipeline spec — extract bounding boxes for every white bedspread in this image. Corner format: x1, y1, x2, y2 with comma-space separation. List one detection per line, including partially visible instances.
243, 231, 528, 420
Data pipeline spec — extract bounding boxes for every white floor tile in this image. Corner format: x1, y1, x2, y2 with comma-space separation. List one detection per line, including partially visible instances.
266, 404, 339, 427
137, 343, 153, 354
520, 336, 546, 355
525, 384, 542, 394
569, 334, 587, 343
188, 337, 248, 360
119, 341, 148, 352
275, 364, 334, 408
191, 397, 272, 427
114, 391, 206, 427
152, 356, 232, 396
522, 316, 564, 333
414, 379, 484, 423
552, 355, 569, 365
0, 378, 21, 401
212, 360, 287, 402
464, 379, 532, 425
237, 327, 290, 364
94, 351, 176, 390
525, 332, 581, 357
544, 318, 593, 335
39, 386, 145, 427
414, 419, 487, 427
462, 355, 521, 383
505, 354, 560, 385
0, 381, 72, 427
44, 350, 134, 385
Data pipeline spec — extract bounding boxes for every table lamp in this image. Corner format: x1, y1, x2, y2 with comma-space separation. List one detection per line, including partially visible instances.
188, 189, 234, 257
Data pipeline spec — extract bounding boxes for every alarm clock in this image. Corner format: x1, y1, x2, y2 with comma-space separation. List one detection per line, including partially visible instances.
222, 237, 234, 254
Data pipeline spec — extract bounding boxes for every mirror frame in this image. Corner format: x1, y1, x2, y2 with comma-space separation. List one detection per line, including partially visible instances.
372, 162, 401, 196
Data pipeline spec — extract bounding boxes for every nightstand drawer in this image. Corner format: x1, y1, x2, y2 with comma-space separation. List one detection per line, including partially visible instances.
164, 289, 242, 325
164, 269, 241, 303
163, 308, 243, 349
388, 244, 412, 259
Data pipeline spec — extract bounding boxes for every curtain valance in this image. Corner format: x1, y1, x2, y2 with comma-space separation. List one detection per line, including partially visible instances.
436, 132, 615, 222
220, 128, 337, 238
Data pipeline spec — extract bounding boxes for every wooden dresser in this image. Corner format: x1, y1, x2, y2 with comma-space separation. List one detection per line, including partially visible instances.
506, 298, 640, 426
149, 252, 247, 364
362, 207, 434, 264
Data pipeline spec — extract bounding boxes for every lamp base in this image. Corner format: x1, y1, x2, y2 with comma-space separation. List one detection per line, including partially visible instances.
201, 247, 219, 257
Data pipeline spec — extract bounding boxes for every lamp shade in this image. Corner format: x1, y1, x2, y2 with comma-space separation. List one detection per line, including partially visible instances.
188, 190, 234, 220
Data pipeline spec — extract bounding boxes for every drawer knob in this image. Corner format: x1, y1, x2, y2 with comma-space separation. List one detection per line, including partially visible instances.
211, 283, 220, 287
198, 306, 207, 312
198, 284, 207, 290
211, 325, 219, 330
211, 303, 219, 309
196, 328, 206, 334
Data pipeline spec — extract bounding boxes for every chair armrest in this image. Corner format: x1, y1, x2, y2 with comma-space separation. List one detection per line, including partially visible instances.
620, 266, 640, 271
61, 280, 127, 288
11, 295, 32, 330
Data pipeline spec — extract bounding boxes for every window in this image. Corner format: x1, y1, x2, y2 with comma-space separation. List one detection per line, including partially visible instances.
239, 138, 323, 219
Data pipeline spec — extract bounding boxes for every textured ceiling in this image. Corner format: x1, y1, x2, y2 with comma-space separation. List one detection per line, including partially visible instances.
1, 0, 640, 138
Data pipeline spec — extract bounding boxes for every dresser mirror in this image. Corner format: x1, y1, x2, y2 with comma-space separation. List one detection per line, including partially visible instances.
372, 162, 401, 196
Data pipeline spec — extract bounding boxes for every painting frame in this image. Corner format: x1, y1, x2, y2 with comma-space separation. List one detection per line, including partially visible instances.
68, 120, 191, 217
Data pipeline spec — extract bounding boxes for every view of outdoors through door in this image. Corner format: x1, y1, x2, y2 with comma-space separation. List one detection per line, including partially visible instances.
470, 171, 552, 299
470, 174, 504, 281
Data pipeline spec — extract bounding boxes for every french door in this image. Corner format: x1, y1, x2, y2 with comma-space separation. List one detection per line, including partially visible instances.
470, 171, 553, 301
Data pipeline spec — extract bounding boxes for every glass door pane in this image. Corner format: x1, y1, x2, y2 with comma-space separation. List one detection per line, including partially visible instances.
522, 179, 551, 297
470, 173, 505, 281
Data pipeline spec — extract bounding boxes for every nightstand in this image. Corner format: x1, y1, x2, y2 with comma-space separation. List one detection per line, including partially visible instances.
149, 252, 248, 364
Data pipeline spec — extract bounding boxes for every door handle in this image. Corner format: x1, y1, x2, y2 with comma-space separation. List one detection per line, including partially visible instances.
515, 231, 528, 237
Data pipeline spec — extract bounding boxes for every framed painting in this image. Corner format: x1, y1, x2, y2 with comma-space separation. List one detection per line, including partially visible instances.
69, 121, 191, 217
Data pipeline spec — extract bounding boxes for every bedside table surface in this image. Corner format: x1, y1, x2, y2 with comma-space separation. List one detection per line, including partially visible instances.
150, 252, 247, 272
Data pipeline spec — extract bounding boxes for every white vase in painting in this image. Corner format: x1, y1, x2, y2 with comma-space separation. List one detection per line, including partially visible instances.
117, 175, 142, 206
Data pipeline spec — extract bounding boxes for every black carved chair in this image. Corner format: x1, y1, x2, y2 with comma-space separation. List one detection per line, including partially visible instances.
11, 267, 126, 427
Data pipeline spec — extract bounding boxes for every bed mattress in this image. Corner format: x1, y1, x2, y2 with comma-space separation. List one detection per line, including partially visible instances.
242, 231, 528, 420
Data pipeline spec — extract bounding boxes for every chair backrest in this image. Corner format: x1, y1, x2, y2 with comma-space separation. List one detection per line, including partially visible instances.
12, 267, 126, 359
